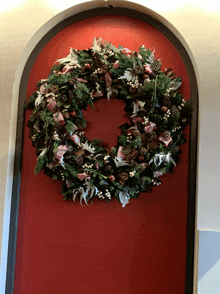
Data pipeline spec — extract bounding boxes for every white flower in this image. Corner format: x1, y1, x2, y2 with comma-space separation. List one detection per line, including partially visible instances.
35, 91, 43, 107
91, 37, 102, 52
118, 69, 133, 81
56, 48, 78, 64
114, 157, 129, 167
82, 141, 95, 153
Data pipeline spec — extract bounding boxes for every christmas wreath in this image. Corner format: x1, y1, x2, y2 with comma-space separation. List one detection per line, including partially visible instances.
26, 38, 193, 207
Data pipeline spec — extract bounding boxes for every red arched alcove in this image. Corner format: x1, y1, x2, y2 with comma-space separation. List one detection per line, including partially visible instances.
7, 4, 198, 294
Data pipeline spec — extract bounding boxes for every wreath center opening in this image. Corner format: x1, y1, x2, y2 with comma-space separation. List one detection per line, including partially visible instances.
83, 98, 129, 148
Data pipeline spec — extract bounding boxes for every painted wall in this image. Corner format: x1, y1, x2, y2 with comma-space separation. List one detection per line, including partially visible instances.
1, 0, 220, 292
198, 230, 220, 294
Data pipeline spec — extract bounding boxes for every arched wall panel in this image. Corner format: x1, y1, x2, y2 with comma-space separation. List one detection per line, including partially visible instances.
6, 4, 198, 294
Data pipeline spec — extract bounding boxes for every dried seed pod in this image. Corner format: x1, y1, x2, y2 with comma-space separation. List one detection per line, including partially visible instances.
119, 179, 125, 186
63, 112, 69, 119
61, 94, 68, 102
102, 64, 109, 71
51, 85, 59, 94
85, 59, 93, 64
68, 145, 74, 152
104, 165, 112, 173
78, 67, 85, 74
163, 131, 170, 139
76, 155, 84, 165
130, 150, 138, 160
118, 171, 129, 181
69, 79, 76, 86
149, 72, 156, 79
171, 105, 181, 117
126, 153, 132, 162
137, 86, 145, 96
150, 61, 161, 72
130, 86, 137, 93
140, 147, 148, 155
68, 90, 74, 99
90, 73, 99, 83
132, 66, 142, 75
122, 146, 131, 155
163, 94, 172, 108
74, 148, 85, 156
45, 88, 51, 95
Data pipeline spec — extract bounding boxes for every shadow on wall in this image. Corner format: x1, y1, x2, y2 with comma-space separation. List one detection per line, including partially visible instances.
199, 231, 220, 280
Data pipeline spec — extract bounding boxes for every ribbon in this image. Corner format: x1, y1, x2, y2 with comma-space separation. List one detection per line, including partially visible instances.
37, 148, 47, 159
105, 72, 112, 89
53, 112, 65, 125
119, 191, 130, 208
144, 122, 156, 134
54, 145, 68, 160
70, 134, 80, 145
73, 178, 98, 205
117, 146, 126, 160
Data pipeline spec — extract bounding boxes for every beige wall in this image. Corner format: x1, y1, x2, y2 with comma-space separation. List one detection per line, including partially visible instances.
1, 0, 220, 291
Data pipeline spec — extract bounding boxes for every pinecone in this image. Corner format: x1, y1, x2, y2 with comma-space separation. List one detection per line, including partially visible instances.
51, 85, 59, 94
150, 61, 161, 72
78, 67, 85, 74
130, 150, 138, 160
118, 172, 129, 181
69, 79, 76, 86
163, 131, 170, 139
122, 146, 131, 155
90, 73, 99, 83
85, 59, 93, 64
45, 88, 51, 95
171, 105, 181, 117
92, 53, 103, 68
102, 64, 109, 72
130, 86, 137, 93
126, 150, 138, 162
119, 179, 125, 186
163, 94, 172, 108
113, 78, 119, 83
61, 94, 68, 102
132, 66, 142, 75
63, 112, 69, 119
68, 90, 74, 98
68, 145, 74, 152
137, 86, 145, 96
76, 155, 84, 165
104, 165, 112, 173
140, 147, 148, 155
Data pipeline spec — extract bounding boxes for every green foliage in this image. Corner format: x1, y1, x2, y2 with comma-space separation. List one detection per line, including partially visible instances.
65, 120, 75, 134
117, 135, 128, 147
35, 151, 48, 174
26, 39, 193, 206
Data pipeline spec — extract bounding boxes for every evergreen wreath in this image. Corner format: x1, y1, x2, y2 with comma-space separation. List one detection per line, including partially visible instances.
26, 38, 193, 207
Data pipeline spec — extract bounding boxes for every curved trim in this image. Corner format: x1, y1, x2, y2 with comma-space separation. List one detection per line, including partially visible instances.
5, 1, 198, 293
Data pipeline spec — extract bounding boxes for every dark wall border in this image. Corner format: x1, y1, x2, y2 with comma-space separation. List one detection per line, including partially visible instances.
6, 5, 198, 294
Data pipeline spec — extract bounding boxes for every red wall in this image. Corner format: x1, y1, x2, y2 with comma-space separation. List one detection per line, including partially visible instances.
14, 15, 190, 294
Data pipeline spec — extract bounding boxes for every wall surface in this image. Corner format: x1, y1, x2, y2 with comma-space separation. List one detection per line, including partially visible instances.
1, 0, 220, 293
